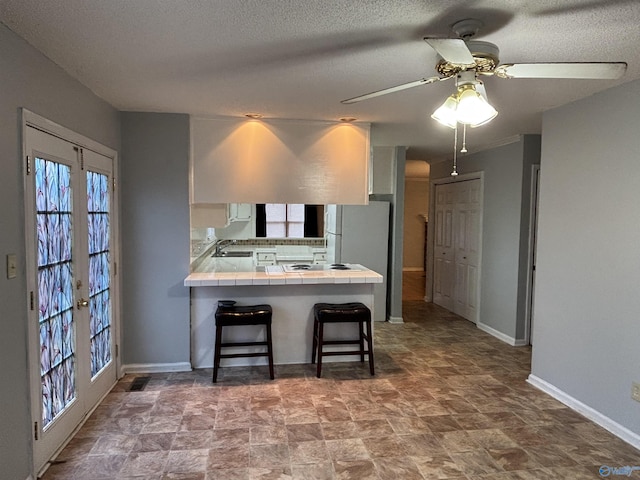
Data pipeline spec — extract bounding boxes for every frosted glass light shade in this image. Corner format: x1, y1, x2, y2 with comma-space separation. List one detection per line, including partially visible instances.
431, 95, 458, 128
455, 85, 498, 126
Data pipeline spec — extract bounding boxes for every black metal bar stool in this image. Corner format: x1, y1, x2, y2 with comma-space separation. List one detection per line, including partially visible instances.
311, 302, 374, 378
213, 301, 274, 382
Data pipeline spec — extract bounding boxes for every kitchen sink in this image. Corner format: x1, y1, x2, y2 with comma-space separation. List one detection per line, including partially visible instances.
212, 251, 253, 258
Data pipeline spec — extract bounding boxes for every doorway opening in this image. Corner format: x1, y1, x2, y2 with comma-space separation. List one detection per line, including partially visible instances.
402, 161, 430, 302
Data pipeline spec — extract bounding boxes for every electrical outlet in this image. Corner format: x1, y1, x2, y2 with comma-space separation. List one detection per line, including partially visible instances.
632, 382, 640, 403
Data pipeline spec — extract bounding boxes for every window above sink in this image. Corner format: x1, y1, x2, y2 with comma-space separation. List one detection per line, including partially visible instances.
256, 204, 324, 239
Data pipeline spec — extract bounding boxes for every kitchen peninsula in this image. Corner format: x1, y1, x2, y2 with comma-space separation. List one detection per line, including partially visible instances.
184, 263, 382, 369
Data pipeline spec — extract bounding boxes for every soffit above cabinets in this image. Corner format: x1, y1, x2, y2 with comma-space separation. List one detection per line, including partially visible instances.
190, 117, 370, 205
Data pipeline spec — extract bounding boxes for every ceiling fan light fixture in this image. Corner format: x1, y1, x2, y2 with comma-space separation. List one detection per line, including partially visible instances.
431, 94, 458, 128
455, 84, 498, 127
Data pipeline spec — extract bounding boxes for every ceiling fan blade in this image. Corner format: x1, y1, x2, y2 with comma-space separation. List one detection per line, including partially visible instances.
424, 38, 475, 65
340, 76, 446, 104
495, 62, 627, 79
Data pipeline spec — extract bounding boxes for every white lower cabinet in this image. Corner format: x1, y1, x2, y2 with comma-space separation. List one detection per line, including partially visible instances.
255, 251, 276, 266
313, 252, 327, 264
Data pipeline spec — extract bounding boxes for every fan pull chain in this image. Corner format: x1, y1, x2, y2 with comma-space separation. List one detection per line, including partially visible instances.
451, 123, 459, 176
461, 124, 468, 153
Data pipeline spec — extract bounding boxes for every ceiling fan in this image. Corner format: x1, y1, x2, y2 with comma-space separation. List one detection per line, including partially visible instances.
341, 18, 627, 106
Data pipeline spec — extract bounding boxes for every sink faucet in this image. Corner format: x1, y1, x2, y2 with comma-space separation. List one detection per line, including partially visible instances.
213, 239, 236, 256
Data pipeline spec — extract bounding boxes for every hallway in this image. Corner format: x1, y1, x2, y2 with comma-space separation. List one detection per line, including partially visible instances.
40, 302, 639, 479
402, 271, 426, 302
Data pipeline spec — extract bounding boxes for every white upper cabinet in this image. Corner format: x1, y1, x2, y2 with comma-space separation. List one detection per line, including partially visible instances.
191, 117, 370, 205
229, 203, 251, 222
190, 203, 229, 228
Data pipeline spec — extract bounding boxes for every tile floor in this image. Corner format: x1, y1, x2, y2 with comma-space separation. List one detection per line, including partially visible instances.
402, 271, 426, 302
41, 301, 640, 479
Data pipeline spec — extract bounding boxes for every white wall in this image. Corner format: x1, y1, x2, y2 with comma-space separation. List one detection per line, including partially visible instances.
191, 117, 370, 205
0, 23, 120, 479
531, 78, 640, 439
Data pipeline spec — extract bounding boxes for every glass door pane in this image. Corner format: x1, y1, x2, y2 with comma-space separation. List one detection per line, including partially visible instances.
87, 171, 111, 378
35, 157, 76, 428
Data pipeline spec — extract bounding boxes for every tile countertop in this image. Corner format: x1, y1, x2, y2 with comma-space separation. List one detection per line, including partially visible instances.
184, 264, 383, 287
191, 244, 328, 271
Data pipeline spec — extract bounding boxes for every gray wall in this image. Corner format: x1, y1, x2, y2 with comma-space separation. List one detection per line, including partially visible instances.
430, 135, 540, 340
371, 146, 406, 322
120, 113, 191, 366
0, 23, 119, 480
531, 79, 640, 436
389, 146, 406, 322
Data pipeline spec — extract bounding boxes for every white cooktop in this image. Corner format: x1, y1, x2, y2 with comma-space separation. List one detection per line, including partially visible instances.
270, 263, 367, 274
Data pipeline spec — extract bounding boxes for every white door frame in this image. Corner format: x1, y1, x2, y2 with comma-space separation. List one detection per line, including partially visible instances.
22, 109, 121, 475
524, 164, 541, 345
426, 171, 484, 324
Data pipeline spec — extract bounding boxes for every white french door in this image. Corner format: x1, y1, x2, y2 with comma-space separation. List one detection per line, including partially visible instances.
24, 119, 118, 474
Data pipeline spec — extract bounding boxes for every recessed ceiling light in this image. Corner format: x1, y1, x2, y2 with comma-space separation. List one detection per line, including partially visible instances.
339, 117, 357, 123
245, 113, 263, 119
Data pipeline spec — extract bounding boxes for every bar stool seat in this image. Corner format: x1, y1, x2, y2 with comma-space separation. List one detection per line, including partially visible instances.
311, 302, 374, 378
213, 301, 274, 382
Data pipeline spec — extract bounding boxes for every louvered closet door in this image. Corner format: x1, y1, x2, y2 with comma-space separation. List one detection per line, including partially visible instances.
25, 126, 117, 473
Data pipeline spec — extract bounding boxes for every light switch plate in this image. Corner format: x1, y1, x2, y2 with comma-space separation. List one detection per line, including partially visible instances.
632, 382, 640, 403
7, 254, 17, 279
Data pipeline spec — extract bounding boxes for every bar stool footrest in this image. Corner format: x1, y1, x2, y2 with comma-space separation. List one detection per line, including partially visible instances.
220, 341, 269, 347
319, 350, 372, 357
219, 352, 270, 359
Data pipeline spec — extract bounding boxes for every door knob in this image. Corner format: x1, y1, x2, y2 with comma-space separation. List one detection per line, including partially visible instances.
77, 298, 89, 309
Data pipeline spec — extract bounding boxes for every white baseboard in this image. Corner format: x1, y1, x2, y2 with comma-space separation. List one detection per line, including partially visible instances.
476, 322, 528, 346
121, 362, 192, 374
527, 374, 640, 450
388, 316, 404, 324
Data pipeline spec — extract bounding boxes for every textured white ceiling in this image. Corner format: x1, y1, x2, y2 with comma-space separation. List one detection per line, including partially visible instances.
1, 0, 639, 161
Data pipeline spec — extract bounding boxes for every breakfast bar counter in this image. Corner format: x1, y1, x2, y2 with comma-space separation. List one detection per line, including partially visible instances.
185, 264, 383, 369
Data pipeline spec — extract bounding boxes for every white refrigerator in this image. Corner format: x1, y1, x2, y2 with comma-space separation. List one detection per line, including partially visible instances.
325, 201, 390, 321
